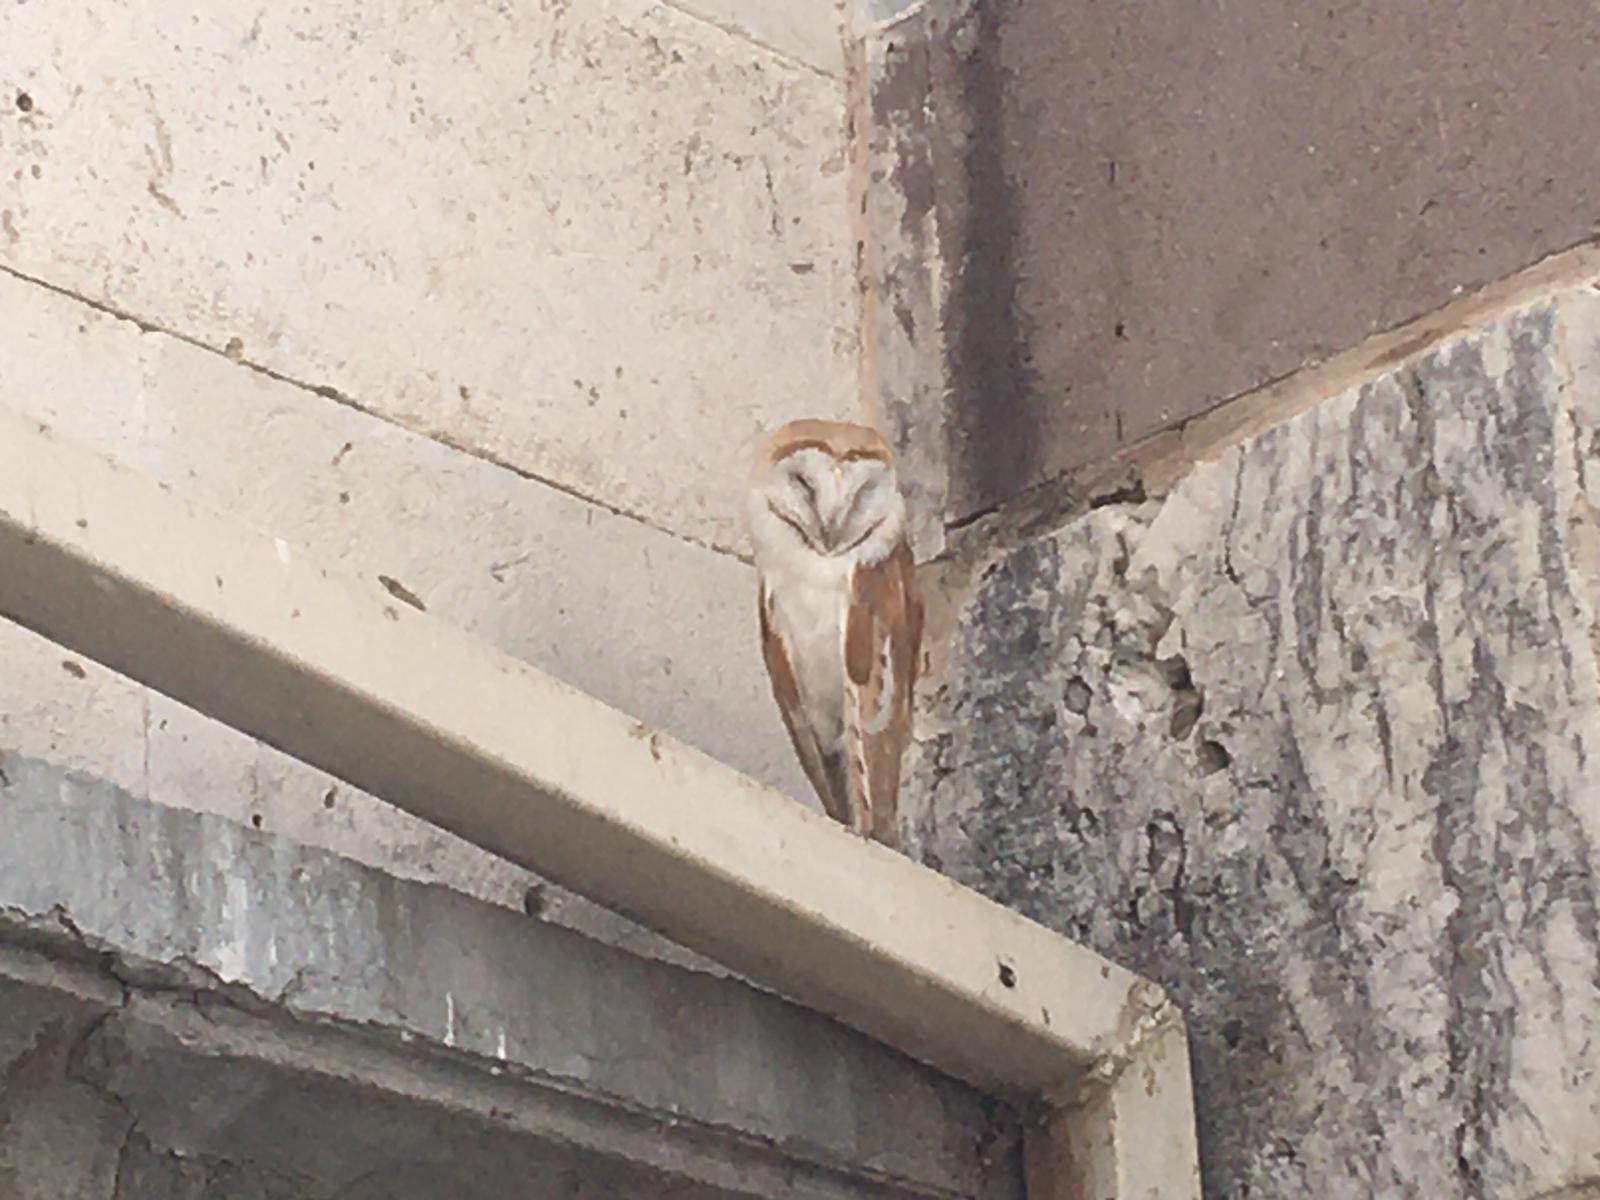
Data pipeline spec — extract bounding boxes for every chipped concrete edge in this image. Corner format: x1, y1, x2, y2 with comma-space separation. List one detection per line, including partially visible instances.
1025, 1001, 1200, 1200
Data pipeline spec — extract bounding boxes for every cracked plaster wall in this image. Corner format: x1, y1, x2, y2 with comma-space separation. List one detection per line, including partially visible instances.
907, 286, 1600, 1197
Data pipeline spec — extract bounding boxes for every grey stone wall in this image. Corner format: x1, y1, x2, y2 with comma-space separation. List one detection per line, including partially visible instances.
906, 288, 1600, 1196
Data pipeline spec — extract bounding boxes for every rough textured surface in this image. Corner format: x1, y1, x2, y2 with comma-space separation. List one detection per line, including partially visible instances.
857, 0, 976, 560
665, 0, 843, 74
0, 755, 1024, 1200
907, 291, 1600, 1197
0, 266, 813, 951
859, 0, 1600, 527
0, 0, 857, 552
0, 962, 129, 1200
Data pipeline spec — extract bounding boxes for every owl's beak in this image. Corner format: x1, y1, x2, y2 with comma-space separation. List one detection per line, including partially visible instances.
819, 464, 846, 548
822, 507, 856, 551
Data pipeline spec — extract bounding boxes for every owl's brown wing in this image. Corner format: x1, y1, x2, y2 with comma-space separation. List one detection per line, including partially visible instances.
844, 538, 923, 848
759, 583, 853, 825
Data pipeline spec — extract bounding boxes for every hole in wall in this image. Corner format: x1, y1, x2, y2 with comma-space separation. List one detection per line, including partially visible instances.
1197, 740, 1232, 775
1162, 655, 1205, 740
523, 884, 547, 918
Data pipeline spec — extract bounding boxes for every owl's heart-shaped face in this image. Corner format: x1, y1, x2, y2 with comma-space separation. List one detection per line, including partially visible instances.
747, 420, 906, 565
765, 448, 895, 555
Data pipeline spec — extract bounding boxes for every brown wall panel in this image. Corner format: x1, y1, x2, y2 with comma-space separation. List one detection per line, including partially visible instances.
942, 0, 1600, 518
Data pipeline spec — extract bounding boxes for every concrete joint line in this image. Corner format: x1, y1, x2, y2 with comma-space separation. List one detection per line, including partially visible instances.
0, 402, 1201, 1198
654, 0, 840, 78
0, 261, 747, 565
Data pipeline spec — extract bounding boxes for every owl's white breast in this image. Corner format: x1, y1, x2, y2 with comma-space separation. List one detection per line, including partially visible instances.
756, 544, 852, 752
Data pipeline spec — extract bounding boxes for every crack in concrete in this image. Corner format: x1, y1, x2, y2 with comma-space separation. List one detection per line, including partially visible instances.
0, 262, 752, 565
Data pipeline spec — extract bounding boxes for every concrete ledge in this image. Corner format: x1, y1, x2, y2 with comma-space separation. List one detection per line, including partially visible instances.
0, 755, 1020, 1199
0, 400, 1201, 1197
0, 262, 812, 970
0, 399, 1167, 1095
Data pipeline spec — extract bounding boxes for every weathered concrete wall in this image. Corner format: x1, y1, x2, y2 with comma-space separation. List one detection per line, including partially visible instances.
906, 283, 1600, 1196
0, 0, 857, 554
859, 0, 1600, 531
0, 1, 863, 946
0, 755, 1025, 1200
0, 266, 817, 959
0, 0, 873, 952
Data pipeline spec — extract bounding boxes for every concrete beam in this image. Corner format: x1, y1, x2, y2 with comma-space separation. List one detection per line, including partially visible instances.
0, 264, 811, 956
0, 403, 1200, 1197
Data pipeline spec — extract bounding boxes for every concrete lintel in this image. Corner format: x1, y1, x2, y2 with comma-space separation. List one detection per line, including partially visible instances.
0, 403, 1200, 1196
0, 755, 1018, 1199
1024, 1017, 1199, 1200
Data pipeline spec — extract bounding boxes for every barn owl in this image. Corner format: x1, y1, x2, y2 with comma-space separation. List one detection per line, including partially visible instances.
748, 419, 923, 847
